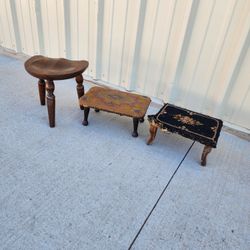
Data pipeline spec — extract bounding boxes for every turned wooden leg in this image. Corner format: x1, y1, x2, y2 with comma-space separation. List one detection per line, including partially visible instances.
147, 123, 158, 145
75, 74, 84, 110
46, 80, 55, 128
132, 118, 139, 137
201, 145, 212, 166
38, 79, 45, 105
82, 107, 90, 126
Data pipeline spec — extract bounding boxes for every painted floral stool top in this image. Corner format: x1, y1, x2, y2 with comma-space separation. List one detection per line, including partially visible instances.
147, 103, 223, 166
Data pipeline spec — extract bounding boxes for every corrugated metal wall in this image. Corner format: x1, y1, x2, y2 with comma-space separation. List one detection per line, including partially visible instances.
0, 0, 249, 129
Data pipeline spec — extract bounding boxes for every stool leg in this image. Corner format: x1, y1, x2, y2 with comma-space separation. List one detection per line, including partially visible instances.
75, 74, 84, 110
201, 145, 212, 166
38, 79, 45, 105
132, 118, 139, 137
82, 107, 90, 126
147, 123, 158, 145
46, 80, 55, 128
139, 117, 144, 123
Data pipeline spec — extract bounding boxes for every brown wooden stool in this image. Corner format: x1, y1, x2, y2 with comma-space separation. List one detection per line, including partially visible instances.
79, 87, 151, 137
24, 55, 88, 127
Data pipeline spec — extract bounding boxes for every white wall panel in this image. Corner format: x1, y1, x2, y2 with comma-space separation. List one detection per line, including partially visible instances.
0, 0, 16, 50
0, 0, 249, 130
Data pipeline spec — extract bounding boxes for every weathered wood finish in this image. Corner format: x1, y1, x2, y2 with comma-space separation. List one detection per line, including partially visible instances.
38, 79, 45, 105
147, 123, 158, 145
201, 145, 212, 166
79, 86, 151, 137
46, 80, 55, 128
75, 74, 84, 110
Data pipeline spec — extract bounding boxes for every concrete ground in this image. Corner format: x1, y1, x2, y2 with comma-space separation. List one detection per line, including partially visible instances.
0, 54, 249, 250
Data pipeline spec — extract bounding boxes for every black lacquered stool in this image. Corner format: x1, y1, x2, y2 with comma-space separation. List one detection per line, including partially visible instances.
147, 103, 223, 166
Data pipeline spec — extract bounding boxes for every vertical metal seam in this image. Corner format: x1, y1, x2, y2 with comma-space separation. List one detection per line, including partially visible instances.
55, 0, 61, 56
107, 0, 115, 82
28, 0, 36, 53
118, 0, 129, 85
45, 0, 51, 55
19, 0, 28, 52
156, 0, 177, 97
143, 0, 161, 92
77, 0, 79, 58
64, 0, 71, 58
0, 7, 4, 45
183, 0, 217, 104
200, 0, 238, 111
232, 83, 250, 121
9, 0, 22, 52
35, 0, 45, 54
96, 0, 104, 78
129, 0, 147, 90
1, 1, 10, 46
220, 28, 250, 118
169, 0, 199, 102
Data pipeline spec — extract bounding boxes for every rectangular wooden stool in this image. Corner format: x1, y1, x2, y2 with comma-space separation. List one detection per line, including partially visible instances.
147, 103, 223, 166
79, 87, 151, 137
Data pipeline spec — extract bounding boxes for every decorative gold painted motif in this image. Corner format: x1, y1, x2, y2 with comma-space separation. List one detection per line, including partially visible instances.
211, 126, 217, 133
173, 114, 203, 126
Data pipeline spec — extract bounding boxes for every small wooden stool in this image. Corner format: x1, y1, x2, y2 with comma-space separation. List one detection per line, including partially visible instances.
24, 55, 88, 127
79, 87, 151, 137
147, 104, 223, 166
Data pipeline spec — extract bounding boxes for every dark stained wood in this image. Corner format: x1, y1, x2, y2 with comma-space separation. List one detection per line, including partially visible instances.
132, 118, 139, 137
80, 86, 151, 137
46, 80, 55, 128
147, 123, 158, 145
24, 55, 89, 127
25, 55, 89, 80
201, 145, 212, 166
38, 79, 45, 105
82, 107, 90, 126
75, 74, 84, 110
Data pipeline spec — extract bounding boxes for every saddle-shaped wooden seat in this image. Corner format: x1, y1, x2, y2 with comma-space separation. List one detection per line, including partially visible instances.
24, 55, 88, 80
24, 55, 89, 127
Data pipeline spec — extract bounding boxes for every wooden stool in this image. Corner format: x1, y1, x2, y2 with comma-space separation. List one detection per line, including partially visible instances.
147, 103, 223, 166
24, 55, 88, 127
79, 87, 151, 137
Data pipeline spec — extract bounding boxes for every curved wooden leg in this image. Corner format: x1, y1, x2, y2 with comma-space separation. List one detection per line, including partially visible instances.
75, 74, 84, 110
82, 107, 90, 126
201, 145, 212, 166
132, 118, 139, 137
147, 124, 158, 145
46, 80, 55, 128
38, 79, 45, 105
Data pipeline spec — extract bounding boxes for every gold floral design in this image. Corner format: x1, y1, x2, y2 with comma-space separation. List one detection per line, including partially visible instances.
173, 114, 203, 126
211, 126, 217, 133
